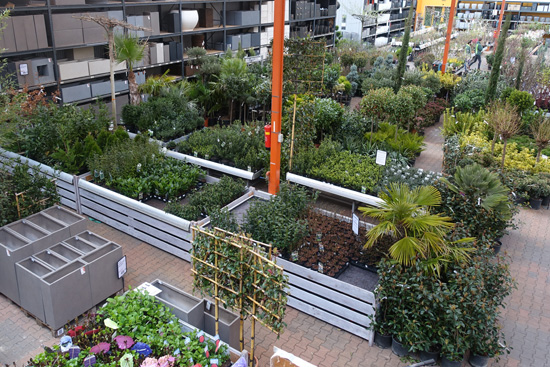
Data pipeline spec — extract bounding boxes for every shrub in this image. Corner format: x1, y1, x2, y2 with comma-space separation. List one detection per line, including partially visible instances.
506, 90, 536, 115
453, 89, 486, 112
366, 122, 425, 159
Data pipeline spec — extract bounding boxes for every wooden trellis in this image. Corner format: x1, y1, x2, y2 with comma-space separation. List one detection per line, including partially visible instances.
191, 227, 288, 366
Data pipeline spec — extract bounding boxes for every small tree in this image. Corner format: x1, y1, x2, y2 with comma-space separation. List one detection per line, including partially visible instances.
115, 35, 146, 106
531, 115, 550, 162
515, 38, 532, 90
394, 8, 414, 93
360, 87, 394, 142
485, 14, 512, 104
487, 101, 520, 168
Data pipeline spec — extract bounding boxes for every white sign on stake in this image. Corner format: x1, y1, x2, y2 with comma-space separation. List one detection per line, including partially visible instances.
352, 214, 359, 235
376, 150, 387, 166
117, 256, 127, 279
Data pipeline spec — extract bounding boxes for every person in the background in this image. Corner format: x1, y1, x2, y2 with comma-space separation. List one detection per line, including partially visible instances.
469, 39, 483, 70
464, 40, 472, 73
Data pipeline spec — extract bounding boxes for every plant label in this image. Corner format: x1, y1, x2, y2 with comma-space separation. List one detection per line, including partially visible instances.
204, 345, 209, 357
248, 166, 252, 172
19, 63, 28, 75
206, 301, 212, 311
318, 243, 324, 252
184, 337, 191, 345
205, 154, 209, 160
80, 267, 86, 275
210, 358, 219, 367
6, 249, 10, 257
138, 192, 143, 201
316, 233, 322, 242
117, 256, 127, 279
56, 327, 65, 336
318, 262, 323, 274
291, 251, 299, 261
194, 151, 198, 157
376, 150, 387, 166
352, 214, 359, 235
361, 186, 366, 194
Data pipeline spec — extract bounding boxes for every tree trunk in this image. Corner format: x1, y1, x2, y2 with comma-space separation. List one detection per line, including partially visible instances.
501, 138, 508, 169
108, 29, 117, 129
229, 99, 234, 122
128, 69, 140, 106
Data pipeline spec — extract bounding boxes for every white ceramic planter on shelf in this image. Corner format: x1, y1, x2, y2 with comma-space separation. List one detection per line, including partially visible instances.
181, 10, 199, 31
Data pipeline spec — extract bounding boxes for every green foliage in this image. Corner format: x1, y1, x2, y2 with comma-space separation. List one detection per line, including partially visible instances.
88, 139, 204, 200
365, 123, 425, 159
377, 163, 442, 194
394, 9, 414, 92
442, 108, 486, 138
243, 183, 315, 252
165, 176, 246, 221
314, 98, 344, 139
114, 34, 146, 71
485, 15, 512, 104
360, 87, 394, 122
121, 88, 203, 141
360, 183, 471, 276
346, 65, 360, 96
506, 90, 535, 115
178, 122, 269, 171
436, 164, 516, 241
0, 162, 59, 226
453, 89, 486, 112
281, 37, 326, 94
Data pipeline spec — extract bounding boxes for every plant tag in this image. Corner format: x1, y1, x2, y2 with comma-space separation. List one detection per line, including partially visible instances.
184, 337, 191, 345
211, 359, 219, 367
352, 214, 359, 235
318, 262, 323, 274
56, 327, 65, 336
214, 335, 221, 352
83, 355, 96, 367
6, 249, 10, 257
376, 149, 387, 166
138, 192, 143, 200
318, 243, 324, 252
197, 331, 205, 343
477, 197, 481, 206
194, 151, 198, 157
316, 233, 322, 242
206, 301, 212, 311
80, 267, 86, 275
204, 345, 209, 358
291, 251, 299, 261
248, 166, 252, 172
205, 154, 209, 160
361, 186, 366, 194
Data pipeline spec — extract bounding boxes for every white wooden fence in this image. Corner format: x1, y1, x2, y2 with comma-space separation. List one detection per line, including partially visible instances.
0, 150, 376, 341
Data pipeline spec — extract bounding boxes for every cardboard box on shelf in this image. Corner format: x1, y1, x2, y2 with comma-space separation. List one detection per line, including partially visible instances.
88, 59, 110, 75
72, 47, 94, 61
90, 80, 111, 97
58, 60, 90, 80
1, 17, 17, 53
34, 15, 49, 49
61, 83, 92, 103
52, 13, 83, 31
149, 43, 164, 64
12, 16, 28, 51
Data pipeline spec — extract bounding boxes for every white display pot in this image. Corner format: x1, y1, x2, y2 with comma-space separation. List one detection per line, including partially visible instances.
181, 10, 199, 31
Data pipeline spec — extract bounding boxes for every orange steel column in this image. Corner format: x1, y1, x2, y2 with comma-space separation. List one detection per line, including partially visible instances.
494, 0, 506, 47
441, 0, 457, 74
268, 0, 285, 195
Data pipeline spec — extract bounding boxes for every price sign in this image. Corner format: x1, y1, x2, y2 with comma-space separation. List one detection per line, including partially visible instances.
117, 256, 127, 279
376, 150, 387, 166
352, 214, 359, 235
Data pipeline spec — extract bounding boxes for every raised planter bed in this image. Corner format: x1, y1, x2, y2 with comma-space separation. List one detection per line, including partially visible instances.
200, 188, 376, 342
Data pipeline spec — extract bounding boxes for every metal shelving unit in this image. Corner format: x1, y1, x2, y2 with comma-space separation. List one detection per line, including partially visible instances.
1, 0, 336, 104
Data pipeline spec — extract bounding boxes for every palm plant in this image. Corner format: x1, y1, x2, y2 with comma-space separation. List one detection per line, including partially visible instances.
115, 34, 146, 106
359, 183, 471, 275
530, 115, 550, 163
214, 57, 251, 122
443, 164, 512, 221
139, 71, 176, 97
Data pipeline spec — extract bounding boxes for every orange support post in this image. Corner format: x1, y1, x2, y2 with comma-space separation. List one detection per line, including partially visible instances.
268, 0, 285, 195
494, 0, 506, 48
441, 0, 457, 74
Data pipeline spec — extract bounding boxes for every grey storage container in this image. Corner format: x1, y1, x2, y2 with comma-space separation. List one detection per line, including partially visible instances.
226, 11, 260, 26
0, 228, 32, 304
240, 34, 251, 49
115, 80, 129, 92
203, 299, 240, 349
49, 243, 83, 261
151, 280, 204, 329
61, 84, 92, 103
26, 212, 70, 246
91, 81, 111, 97
16, 257, 54, 321
82, 243, 123, 305
41, 260, 93, 330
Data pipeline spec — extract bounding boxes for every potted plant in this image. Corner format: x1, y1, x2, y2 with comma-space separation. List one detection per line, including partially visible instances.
371, 298, 392, 349
468, 323, 506, 367
526, 176, 544, 210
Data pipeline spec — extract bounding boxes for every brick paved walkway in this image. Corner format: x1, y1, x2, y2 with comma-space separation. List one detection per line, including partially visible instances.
414, 120, 444, 173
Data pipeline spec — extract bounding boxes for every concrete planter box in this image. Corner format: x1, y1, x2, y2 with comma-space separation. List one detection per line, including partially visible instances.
7, 220, 51, 251
41, 260, 93, 330
82, 243, 123, 305
34, 249, 70, 270
16, 257, 54, 322
203, 299, 240, 349
41, 206, 87, 237
50, 243, 83, 261
151, 280, 204, 329
26, 213, 70, 246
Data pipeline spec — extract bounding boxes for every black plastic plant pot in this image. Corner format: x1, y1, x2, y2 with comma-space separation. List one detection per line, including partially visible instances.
420, 349, 440, 362
468, 353, 490, 367
441, 355, 463, 367
530, 198, 542, 210
391, 337, 409, 357
492, 239, 502, 255
542, 196, 550, 207
374, 331, 392, 349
